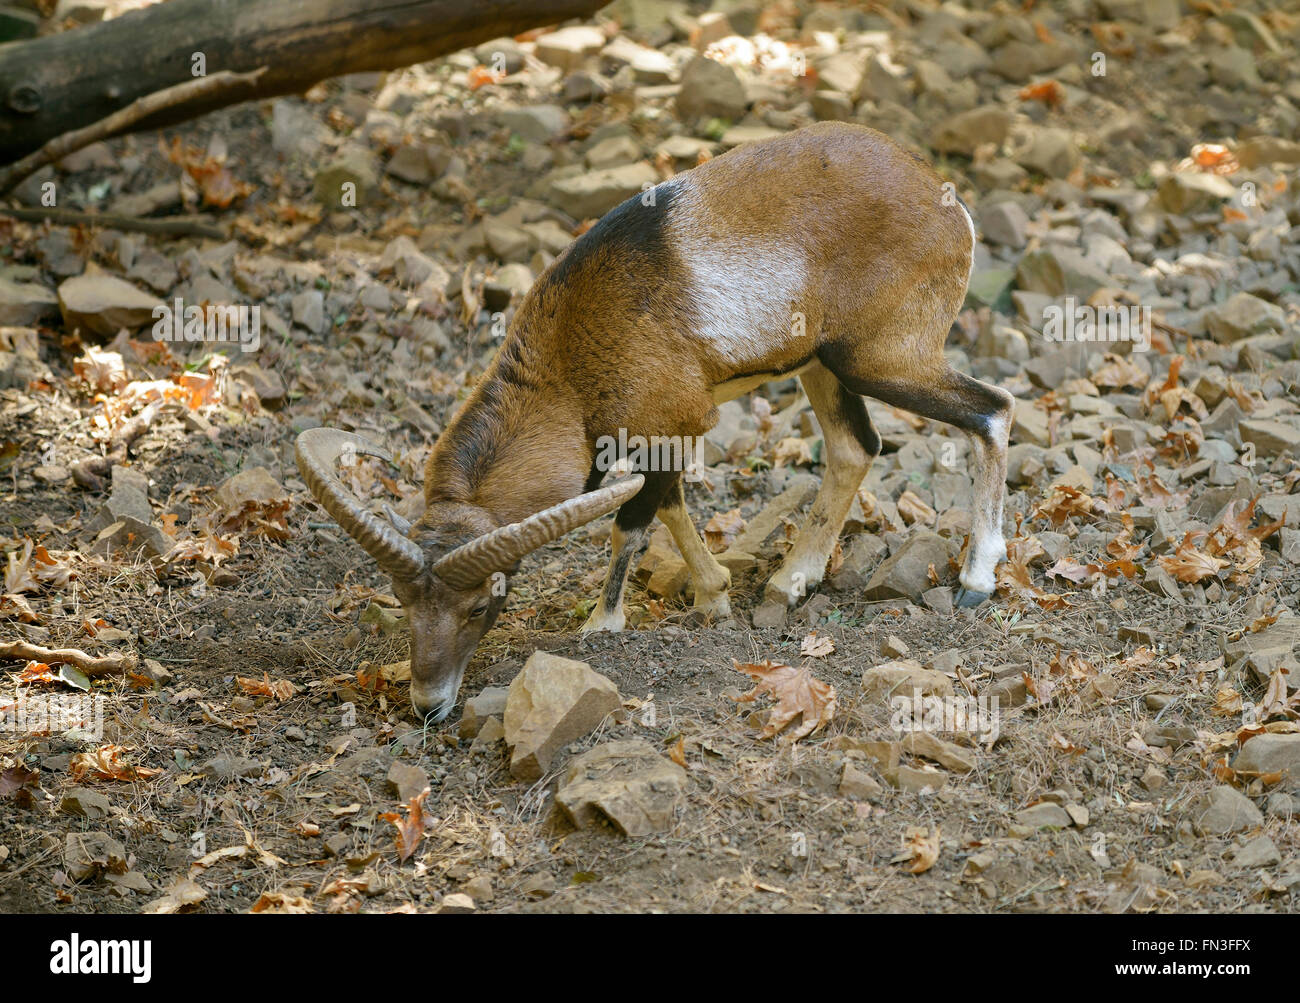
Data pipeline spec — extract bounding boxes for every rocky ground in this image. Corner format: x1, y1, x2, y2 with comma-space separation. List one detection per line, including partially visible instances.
1, 0, 1299, 913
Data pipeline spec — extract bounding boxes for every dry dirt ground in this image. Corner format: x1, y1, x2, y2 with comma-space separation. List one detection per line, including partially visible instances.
2, 0, 1300, 914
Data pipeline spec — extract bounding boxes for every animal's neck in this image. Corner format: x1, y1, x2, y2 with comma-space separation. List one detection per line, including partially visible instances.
425, 338, 589, 524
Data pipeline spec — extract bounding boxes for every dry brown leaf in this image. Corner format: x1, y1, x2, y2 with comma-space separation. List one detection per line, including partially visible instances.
703, 508, 745, 553
1030, 485, 1096, 527
730, 659, 836, 742
1158, 534, 1229, 582
69, 744, 162, 782
381, 787, 429, 862
897, 489, 936, 526
72, 346, 128, 394
250, 892, 316, 914
897, 825, 940, 874
800, 631, 835, 659
237, 672, 297, 702
772, 437, 813, 468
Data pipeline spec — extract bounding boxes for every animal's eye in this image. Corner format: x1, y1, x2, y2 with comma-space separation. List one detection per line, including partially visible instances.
470, 604, 489, 619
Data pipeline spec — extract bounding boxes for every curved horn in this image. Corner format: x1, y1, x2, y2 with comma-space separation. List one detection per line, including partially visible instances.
431, 474, 645, 589
295, 428, 426, 582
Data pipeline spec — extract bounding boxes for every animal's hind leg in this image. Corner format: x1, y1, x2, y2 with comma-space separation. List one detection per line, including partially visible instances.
823, 354, 1013, 607
657, 479, 731, 618
765, 361, 880, 607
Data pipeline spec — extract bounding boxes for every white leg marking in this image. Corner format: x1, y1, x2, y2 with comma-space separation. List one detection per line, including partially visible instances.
959, 405, 1010, 595
581, 524, 645, 633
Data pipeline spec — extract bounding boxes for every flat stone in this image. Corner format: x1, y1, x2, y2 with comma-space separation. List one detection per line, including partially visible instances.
555, 738, 686, 836
0, 275, 60, 326
1188, 785, 1263, 835
1015, 802, 1072, 829
1230, 834, 1281, 869
901, 731, 976, 773
60, 787, 111, 819
459, 685, 509, 739
1239, 419, 1300, 458
929, 105, 1010, 157
1233, 734, 1300, 790
58, 273, 162, 338
86, 464, 151, 534
504, 651, 621, 781
839, 762, 883, 800
386, 761, 428, 802
888, 764, 947, 794
64, 831, 127, 881
675, 55, 747, 121
862, 658, 954, 700
534, 25, 605, 71
863, 531, 952, 601
200, 754, 263, 780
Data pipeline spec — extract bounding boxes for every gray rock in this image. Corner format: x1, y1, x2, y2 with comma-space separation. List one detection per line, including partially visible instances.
1157, 171, 1235, 214
863, 531, 951, 600
1230, 834, 1281, 869
1239, 419, 1300, 459
290, 289, 326, 334
555, 738, 686, 836
1013, 127, 1078, 179
549, 163, 658, 219
504, 651, 621, 781
0, 275, 60, 326
497, 105, 569, 143
64, 832, 127, 882
313, 149, 377, 208
1015, 802, 1072, 829
60, 787, 111, 819
839, 762, 883, 801
675, 55, 747, 121
1202, 292, 1284, 343
929, 106, 1010, 157
200, 754, 263, 780
86, 464, 151, 534
1233, 733, 1300, 790
57, 273, 162, 338
533, 25, 605, 71
386, 761, 428, 802
981, 202, 1029, 248
1188, 785, 1263, 835
459, 685, 510, 739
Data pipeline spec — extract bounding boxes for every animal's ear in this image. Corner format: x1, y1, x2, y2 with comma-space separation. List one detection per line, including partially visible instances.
430, 475, 645, 589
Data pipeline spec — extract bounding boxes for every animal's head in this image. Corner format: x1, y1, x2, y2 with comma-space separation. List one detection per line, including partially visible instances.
295, 428, 641, 722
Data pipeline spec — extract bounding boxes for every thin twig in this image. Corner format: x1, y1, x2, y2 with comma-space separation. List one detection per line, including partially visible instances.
0, 67, 267, 194
0, 640, 138, 676
0, 206, 224, 239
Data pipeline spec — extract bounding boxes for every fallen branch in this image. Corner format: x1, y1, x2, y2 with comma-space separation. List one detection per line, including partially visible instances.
0, 68, 267, 195
0, 207, 224, 240
0, 639, 138, 676
0, 0, 611, 164
71, 401, 160, 492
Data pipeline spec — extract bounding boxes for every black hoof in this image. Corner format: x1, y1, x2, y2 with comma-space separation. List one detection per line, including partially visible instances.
954, 586, 993, 609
